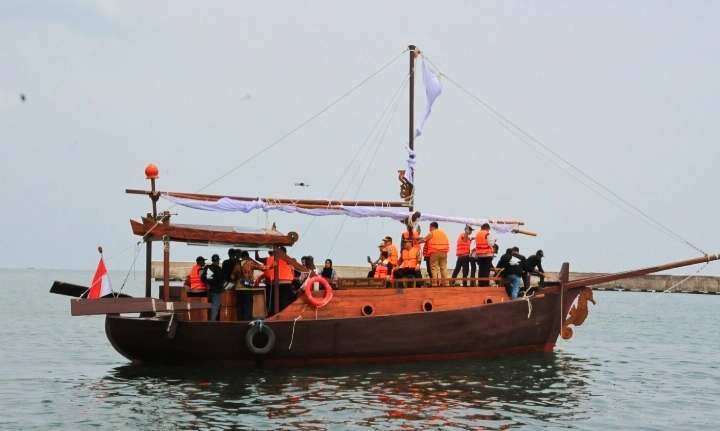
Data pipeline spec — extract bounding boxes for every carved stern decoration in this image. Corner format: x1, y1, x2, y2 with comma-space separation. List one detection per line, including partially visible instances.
561, 287, 596, 340
398, 170, 414, 202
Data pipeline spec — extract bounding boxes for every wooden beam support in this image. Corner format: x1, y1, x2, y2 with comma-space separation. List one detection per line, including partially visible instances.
70, 297, 211, 316
125, 188, 410, 208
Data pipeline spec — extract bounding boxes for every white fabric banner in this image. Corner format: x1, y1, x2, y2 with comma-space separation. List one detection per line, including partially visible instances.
415, 58, 442, 138
162, 195, 518, 233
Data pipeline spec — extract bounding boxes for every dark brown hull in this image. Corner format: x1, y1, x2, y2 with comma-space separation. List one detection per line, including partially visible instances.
105, 287, 583, 366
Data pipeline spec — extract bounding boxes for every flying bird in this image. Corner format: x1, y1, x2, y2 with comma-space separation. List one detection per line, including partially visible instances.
19, 94, 26, 103
294, 182, 311, 188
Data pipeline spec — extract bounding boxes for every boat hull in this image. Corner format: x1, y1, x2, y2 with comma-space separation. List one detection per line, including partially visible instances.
105, 287, 582, 366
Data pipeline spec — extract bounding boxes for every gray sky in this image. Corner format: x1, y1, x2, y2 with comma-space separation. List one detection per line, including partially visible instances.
1, 1, 719, 277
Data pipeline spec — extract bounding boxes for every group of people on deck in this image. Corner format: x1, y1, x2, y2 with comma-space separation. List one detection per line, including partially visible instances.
367, 219, 545, 299
185, 248, 337, 321
185, 220, 546, 321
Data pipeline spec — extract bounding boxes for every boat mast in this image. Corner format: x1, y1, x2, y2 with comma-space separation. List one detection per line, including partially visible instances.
408, 44, 416, 212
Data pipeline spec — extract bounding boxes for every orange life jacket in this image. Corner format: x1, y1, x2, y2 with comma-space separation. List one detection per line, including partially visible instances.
427, 229, 450, 254
475, 229, 494, 256
400, 246, 420, 268
423, 242, 431, 258
402, 230, 420, 243
266, 255, 294, 282
278, 258, 294, 282
374, 261, 389, 279
456, 233, 471, 256
263, 256, 275, 280
188, 264, 207, 291
386, 244, 399, 266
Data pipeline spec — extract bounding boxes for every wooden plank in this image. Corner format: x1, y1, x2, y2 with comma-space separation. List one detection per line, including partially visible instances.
70, 297, 211, 316
125, 188, 410, 208
50, 281, 88, 297
269, 286, 510, 321
130, 218, 297, 246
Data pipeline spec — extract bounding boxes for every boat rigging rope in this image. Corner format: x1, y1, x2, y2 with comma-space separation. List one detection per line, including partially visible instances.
191, 48, 409, 196
294, 73, 410, 246
288, 305, 307, 351
423, 56, 707, 257
325, 75, 408, 257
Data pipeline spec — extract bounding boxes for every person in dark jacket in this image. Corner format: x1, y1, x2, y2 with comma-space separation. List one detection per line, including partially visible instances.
496, 247, 525, 299
522, 250, 545, 293
221, 248, 239, 288
201, 254, 225, 320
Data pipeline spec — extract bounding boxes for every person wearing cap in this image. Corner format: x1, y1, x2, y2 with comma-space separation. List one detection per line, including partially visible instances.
186, 256, 208, 295
421, 222, 450, 286
451, 225, 474, 286
366, 242, 386, 278
201, 254, 224, 321
382, 236, 399, 267
522, 250, 545, 293
372, 250, 393, 284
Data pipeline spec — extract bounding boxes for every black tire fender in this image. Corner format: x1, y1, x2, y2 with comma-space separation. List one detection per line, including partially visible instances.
245, 323, 276, 355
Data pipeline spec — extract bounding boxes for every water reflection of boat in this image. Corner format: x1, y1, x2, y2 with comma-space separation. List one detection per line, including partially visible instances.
53, 45, 719, 367
101, 353, 595, 429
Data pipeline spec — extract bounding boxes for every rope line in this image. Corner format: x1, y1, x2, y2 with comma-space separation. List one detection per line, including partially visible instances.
193, 48, 409, 195
424, 56, 705, 256
97, 49, 407, 274
325, 75, 408, 257
294, 73, 410, 246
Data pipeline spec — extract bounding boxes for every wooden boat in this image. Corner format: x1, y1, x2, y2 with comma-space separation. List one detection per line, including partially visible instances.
53, 45, 719, 366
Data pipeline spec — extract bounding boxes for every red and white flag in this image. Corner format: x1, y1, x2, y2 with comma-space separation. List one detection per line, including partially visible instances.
87, 256, 112, 299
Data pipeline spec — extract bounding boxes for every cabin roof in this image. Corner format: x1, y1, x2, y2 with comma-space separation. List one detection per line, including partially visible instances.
130, 218, 298, 247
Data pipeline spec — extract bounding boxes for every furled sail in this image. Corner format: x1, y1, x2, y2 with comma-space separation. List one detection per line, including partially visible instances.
162, 194, 522, 233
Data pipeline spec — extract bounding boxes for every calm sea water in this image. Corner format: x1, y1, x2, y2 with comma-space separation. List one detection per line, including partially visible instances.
1, 269, 718, 430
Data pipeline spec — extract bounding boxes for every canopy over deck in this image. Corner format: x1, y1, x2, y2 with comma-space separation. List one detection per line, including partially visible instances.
130, 217, 298, 247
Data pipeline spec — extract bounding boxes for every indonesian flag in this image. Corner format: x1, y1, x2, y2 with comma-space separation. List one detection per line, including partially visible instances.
87, 256, 112, 299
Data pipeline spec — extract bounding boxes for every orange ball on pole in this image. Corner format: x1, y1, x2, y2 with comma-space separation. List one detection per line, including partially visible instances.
145, 163, 159, 179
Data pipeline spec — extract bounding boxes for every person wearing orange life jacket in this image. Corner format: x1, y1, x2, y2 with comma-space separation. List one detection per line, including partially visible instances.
263, 246, 307, 314
474, 223, 496, 287
451, 225, 474, 286
372, 250, 393, 285
186, 256, 208, 296
254, 250, 274, 280
382, 236, 399, 267
395, 240, 422, 287
421, 222, 450, 286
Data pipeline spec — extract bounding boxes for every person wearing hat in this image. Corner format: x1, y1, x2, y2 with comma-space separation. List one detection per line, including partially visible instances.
522, 250, 545, 293
451, 225, 474, 286
186, 256, 208, 296
202, 254, 224, 321
366, 242, 386, 278
382, 236, 399, 267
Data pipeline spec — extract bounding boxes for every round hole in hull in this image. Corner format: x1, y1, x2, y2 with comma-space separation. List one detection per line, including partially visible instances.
361, 304, 374, 316
484, 298, 493, 304
422, 300, 433, 312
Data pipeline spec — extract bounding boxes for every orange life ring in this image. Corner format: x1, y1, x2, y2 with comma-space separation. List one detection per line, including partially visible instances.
253, 275, 267, 288
303, 275, 333, 308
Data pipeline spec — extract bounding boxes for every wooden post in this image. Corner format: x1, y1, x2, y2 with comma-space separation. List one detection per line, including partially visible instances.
558, 262, 569, 334
145, 173, 159, 299
145, 216, 152, 298
150, 178, 158, 218
273, 245, 280, 315
162, 234, 170, 302
408, 44, 416, 212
